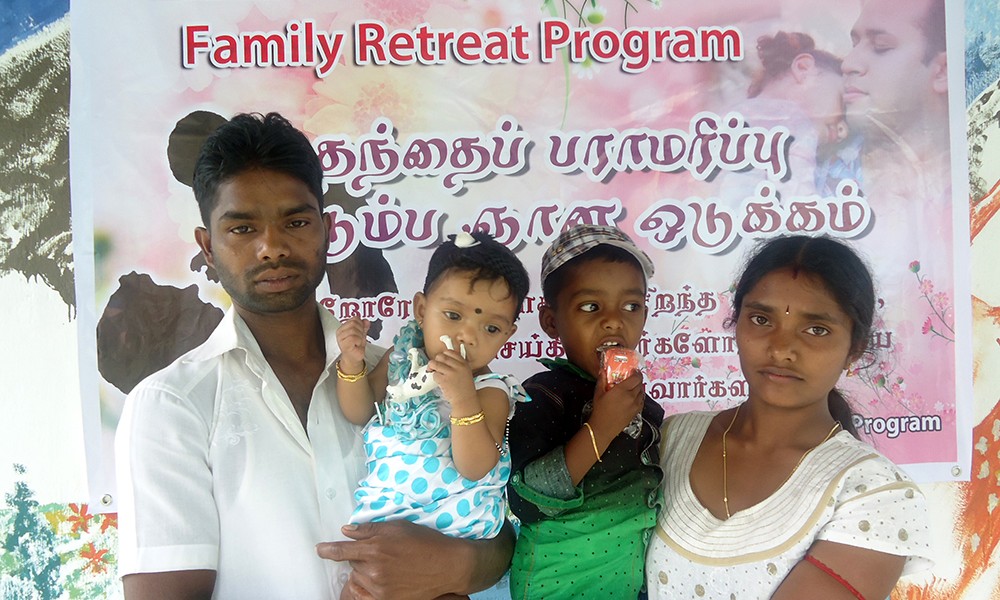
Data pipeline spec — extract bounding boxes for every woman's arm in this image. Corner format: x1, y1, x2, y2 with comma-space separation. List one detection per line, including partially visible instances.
771, 540, 906, 600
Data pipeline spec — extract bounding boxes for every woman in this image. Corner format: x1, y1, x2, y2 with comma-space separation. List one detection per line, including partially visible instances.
645, 235, 933, 599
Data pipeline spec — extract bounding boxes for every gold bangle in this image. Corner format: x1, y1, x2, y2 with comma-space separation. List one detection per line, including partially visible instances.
450, 411, 485, 426
583, 422, 602, 463
335, 359, 368, 383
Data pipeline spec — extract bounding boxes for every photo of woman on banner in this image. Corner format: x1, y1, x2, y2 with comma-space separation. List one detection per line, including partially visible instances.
717, 31, 848, 209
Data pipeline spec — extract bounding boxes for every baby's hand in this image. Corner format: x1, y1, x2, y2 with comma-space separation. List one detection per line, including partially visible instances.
427, 349, 477, 411
336, 315, 370, 373
589, 369, 644, 435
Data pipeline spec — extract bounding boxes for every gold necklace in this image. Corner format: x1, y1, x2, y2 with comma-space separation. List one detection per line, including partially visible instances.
721, 404, 841, 519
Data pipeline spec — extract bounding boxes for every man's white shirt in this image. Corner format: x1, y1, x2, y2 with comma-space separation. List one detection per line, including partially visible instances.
116, 305, 384, 598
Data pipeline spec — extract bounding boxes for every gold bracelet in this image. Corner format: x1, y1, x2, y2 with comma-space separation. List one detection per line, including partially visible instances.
583, 422, 602, 463
450, 411, 485, 426
335, 359, 368, 383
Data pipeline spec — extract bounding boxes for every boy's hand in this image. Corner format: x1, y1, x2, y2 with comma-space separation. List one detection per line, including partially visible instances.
589, 368, 644, 435
427, 350, 478, 411
336, 316, 370, 373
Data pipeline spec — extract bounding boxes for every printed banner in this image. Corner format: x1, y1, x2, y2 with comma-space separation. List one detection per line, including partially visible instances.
70, 0, 971, 506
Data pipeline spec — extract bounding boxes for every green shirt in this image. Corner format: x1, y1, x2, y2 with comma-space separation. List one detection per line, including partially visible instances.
507, 361, 663, 599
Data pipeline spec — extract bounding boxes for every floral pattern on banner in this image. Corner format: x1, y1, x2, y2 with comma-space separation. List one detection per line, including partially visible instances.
0, 465, 121, 599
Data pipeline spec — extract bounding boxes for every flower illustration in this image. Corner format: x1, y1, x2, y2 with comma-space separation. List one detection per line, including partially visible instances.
643, 356, 697, 381
363, 0, 431, 28
67, 503, 92, 534
933, 291, 951, 313
100, 512, 118, 534
913, 267, 954, 343
80, 543, 111, 574
571, 56, 600, 80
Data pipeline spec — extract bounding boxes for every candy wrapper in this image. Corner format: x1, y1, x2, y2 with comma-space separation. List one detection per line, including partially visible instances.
601, 347, 641, 391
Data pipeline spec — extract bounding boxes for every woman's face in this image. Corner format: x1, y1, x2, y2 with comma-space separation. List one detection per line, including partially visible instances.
735, 267, 856, 412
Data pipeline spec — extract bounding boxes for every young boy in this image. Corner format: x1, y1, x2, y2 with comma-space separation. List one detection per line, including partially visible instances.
507, 224, 664, 599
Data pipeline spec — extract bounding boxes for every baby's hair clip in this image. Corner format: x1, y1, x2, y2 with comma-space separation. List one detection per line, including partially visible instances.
453, 232, 480, 248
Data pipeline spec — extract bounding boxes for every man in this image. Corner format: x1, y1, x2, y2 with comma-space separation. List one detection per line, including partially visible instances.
841, 0, 948, 173
115, 112, 512, 599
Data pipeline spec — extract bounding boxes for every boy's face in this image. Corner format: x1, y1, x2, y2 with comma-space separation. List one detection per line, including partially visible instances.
539, 257, 648, 379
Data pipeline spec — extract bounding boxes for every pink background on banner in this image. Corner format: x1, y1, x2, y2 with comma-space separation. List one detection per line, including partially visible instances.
69, 0, 968, 506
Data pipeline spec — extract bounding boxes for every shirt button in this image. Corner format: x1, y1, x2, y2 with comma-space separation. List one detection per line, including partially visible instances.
325, 487, 337, 499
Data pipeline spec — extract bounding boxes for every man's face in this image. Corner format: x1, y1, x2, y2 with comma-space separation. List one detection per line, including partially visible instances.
195, 168, 329, 318
841, 0, 943, 137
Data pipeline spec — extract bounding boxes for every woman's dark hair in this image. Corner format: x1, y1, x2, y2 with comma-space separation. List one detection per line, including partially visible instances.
729, 235, 875, 437
423, 230, 530, 321
192, 112, 324, 226
748, 32, 842, 98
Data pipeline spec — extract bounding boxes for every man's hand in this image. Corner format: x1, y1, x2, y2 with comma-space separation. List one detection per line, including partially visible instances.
318, 521, 471, 600
318, 520, 512, 600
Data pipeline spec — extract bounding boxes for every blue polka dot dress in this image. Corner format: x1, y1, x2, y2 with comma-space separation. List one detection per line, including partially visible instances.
350, 321, 528, 539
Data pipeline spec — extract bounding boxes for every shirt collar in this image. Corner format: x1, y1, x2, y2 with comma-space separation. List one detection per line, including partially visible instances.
186, 303, 342, 367
538, 357, 595, 382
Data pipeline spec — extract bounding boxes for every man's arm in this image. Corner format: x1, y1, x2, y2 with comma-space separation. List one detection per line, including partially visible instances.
123, 571, 217, 600
316, 520, 515, 600
116, 377, 221, 596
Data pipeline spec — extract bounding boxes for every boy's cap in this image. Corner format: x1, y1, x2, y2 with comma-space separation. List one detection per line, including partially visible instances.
541, 225, 654, 285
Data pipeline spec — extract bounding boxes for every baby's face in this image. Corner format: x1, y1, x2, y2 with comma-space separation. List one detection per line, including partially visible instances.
414, 270, 518, 374
541, 258, 647, 378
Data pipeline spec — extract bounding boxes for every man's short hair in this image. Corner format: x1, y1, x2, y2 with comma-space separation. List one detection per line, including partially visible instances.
192, 112, 324, 225
919, 0, 946, 64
